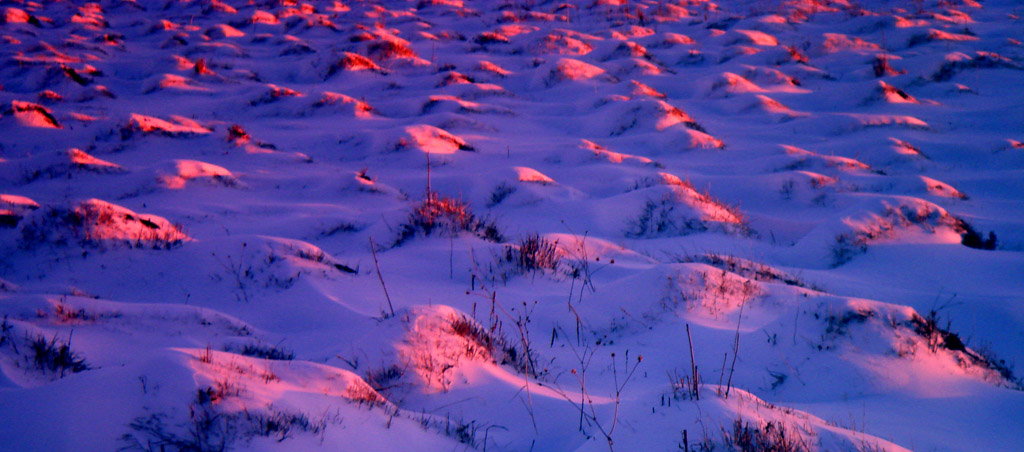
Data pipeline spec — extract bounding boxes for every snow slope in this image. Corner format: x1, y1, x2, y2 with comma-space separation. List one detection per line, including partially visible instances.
1, 0, 1022, 451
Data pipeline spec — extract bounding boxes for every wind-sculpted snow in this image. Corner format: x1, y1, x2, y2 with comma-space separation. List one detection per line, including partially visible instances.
1, 0, 1022, 451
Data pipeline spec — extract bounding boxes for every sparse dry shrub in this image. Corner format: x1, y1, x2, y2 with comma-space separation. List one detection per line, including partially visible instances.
474, 31, 509, 45
872, 55, 904, 77
722, 419, 809, 452
365, 364, 405, 393
198, 379, 242, 405
123, 403, 235, 452
54, 302, 92, 323
974, 342, 1020, 388
500, 234, 561, 275
226, 124, 249, 142
225, 342, 294, 361
487, 182, 516, 207
344, 379, 386, 404
0, 316, 13, 349
907, 310, 1020, 388
290, 245, 358, 274
830, 233, 866, 267
823, 308, 875, 339
628, 197, 708, 238
394, 193, 502, 245
245, 410, 326, 443
449, 314, 534, 376
29, 333, 89, 376
955, 218, 997, 250
785, 46, 809, 64
123, 389, 328, 452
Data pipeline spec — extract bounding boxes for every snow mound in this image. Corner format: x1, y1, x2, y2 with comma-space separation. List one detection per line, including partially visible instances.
778, 145, 873, 173
907, 29, 980, 48
725, 29, 779, 47
0, 194, 39, 211
604, 57, 665, 76
629, 126, 726, 152
814, 33, 881, 55
531, 30, 595, 55
536, 58, 616, 87
205, 24, 245, 39
597, 97, 709, 136
3, 101, 61, 129
594, 40, 652, 62
868, 81, 918, 104
182, 348, 386, 409
326, 52, 385, 76
620, 184, 748, 238
398, 306, 531, 392
142, 73, 209, 94
2, 7, 30, 24
422, 95, 513, 116
801, 197, 963, 266
123, 114, 211, 137
629, 80, 666, 98
13, 149, 125, 183
579, 140, 656, 166
158, 160, 240, 189
18, 199, 189, 249
0, 194, 39, 228
311, 92, 375, 117
706, 72, 766, 98
395, 125, 473, 154
474, 60, 511, 78
741, 95, 807, 121
513, 166, 555, 185
932, 50, 1022, 81
795, 113, 930, 135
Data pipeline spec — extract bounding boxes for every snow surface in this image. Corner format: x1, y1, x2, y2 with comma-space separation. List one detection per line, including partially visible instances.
1, 0, 1023, 451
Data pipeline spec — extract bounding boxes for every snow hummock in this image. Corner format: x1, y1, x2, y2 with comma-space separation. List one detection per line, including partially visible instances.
1, 1, 1022, 451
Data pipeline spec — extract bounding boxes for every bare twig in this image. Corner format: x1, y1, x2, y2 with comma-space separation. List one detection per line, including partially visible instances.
686, 324, 699, 400
426, 151, 432, 196
213, 242, 252, 303
368, 237, 395, 318
608, 351, 642, 439
717, 352, 727, 396
725, 299, 745, 398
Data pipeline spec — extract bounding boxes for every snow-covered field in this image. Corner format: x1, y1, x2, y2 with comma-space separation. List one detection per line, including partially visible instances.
1, 0, 1022, 450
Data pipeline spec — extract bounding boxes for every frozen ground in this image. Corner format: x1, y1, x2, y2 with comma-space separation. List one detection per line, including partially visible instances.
1, 0, 1022, 451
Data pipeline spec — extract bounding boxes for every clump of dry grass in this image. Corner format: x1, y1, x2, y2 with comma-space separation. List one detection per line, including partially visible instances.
501, 234, 561, 275
721, 419, 809, 452
449, 314, 534, 376
394, 193, 502, 246
29, 333, 89, 377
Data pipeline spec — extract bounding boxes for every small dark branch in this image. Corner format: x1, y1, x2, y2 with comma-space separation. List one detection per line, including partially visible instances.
725, 300, 745, 398
686, 324, 699, 400
368, 237, 395, 318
